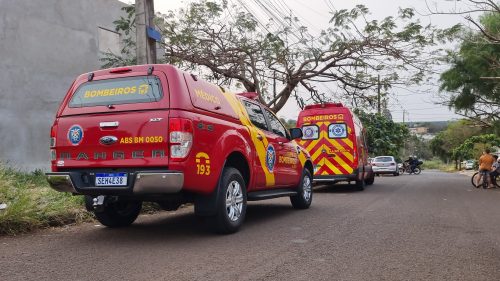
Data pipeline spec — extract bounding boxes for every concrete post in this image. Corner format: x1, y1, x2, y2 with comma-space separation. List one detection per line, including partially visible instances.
135, 0, 156, 64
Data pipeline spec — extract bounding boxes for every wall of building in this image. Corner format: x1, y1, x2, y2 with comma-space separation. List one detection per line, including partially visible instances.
0, 0, 125, 170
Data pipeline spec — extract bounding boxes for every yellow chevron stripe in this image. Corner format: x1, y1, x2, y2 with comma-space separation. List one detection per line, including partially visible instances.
325, 138, 354, 163
323, 158, 343, 174
310, 144, 324, 162
329, 153, 353, 174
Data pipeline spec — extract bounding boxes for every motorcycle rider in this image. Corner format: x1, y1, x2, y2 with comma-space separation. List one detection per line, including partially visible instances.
406, 156, 418, 174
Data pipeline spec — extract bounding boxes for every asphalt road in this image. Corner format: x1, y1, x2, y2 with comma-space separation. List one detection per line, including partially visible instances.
2, 170, 500, 281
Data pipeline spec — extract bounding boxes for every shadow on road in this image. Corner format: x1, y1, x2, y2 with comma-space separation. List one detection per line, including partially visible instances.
314, 184, 365, 193
77, 202, 297, 243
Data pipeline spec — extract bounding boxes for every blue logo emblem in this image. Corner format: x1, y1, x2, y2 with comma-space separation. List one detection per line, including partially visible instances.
266, 144, 276, 172
68, 125, 84, 146
328, 123, 347, 138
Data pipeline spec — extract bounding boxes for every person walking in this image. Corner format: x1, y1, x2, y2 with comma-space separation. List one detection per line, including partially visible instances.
477, 149, 495, 189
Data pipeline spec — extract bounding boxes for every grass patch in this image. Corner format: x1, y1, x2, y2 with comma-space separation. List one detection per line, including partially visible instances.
422, 159, 456, 172
0, 165, 92, 235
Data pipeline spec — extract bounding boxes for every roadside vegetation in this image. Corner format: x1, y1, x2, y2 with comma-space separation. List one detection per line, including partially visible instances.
421, 158, 455, 172
0, 164, 92, 235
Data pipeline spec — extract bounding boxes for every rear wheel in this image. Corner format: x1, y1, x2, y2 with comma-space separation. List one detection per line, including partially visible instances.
290, 169, 313, 209
365, 174, 375, 185
494, 174, 500, 188
209, 167, 247, 234
354, 177, 365, 191
86, 196, 142, 228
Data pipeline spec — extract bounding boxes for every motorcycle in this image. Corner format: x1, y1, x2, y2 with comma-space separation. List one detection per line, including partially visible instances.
399, 161, 423, 175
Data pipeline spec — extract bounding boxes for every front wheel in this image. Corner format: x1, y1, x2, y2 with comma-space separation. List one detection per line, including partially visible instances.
471, 172, 480, 188
290, 169, 313, 209
413, 167, 422, 175
86, 196, 142, 228
209, 167, 247, 234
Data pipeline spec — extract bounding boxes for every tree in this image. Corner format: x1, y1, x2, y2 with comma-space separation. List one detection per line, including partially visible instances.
452, 134, 500, 160
104, 1, 446, 113
424, 0, 499, 43
439, 12, 500, 127
429, 120, 483, 166
355, 110, 409, 157
100, 6, 137, 69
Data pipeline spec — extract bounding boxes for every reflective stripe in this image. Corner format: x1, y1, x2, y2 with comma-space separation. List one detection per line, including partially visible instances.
220, 90, 275, 186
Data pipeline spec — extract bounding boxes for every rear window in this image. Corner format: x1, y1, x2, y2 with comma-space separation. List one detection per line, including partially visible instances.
69, 76, 162, 108
328, 123, 347, 139
374, 157, 394, 162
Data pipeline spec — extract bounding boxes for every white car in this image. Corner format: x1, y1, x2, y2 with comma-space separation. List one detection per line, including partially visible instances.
372, 156, 399, 176
464, 160, 475, 170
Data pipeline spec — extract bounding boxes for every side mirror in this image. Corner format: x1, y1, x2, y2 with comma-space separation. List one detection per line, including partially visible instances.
289, 128, 303, 140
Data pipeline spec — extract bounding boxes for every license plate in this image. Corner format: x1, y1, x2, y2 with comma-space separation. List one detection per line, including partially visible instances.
95, 173, 128, 186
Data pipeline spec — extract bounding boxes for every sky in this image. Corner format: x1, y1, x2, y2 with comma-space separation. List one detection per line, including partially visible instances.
122, 0, 479, 123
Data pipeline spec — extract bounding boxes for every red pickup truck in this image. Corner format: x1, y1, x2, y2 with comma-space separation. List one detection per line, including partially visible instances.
46, 64, 313, 233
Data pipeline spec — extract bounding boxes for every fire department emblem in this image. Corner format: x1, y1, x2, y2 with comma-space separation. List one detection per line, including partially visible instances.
328, 124, 347, 138
67, 125, 84, 146
304, 127, 314, 138
266, 144, 276, 172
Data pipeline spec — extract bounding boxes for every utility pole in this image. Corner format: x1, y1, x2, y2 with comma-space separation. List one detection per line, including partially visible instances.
136, 0, 156, 64
377, 74, 381, 115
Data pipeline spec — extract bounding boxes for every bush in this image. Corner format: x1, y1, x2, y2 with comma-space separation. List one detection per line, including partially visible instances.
0, 165, 92, 235
421, 158, 455, 172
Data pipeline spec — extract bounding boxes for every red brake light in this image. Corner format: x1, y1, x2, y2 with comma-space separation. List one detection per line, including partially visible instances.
169, 118, 193, 161
109, 67, 132, 73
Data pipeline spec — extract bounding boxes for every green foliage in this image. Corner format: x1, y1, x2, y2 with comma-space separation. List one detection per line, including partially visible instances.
355, 110, 409, 157
439, 12, 500, 126
404, 134, 433, 160
100, 5, 137, 68
0, 164, 92, 235
430, 120, 484, 162
452, 134, 500, 160
105, 1, 442, 113
421, 158, 455, 172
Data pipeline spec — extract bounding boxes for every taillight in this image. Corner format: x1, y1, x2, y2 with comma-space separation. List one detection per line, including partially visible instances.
50, 122, 57, 148
390, 163, 396, 166
50, 120, 58, 161
169, 118, 193, 161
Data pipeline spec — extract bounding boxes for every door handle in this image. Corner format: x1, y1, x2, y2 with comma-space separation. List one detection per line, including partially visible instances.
100, 121, 119, 128
278, 141, 284, 146
256, 134, 263, 141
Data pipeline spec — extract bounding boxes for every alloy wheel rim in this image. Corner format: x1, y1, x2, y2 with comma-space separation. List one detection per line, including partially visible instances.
225, 180, 244, 221
302, 176, 312, 201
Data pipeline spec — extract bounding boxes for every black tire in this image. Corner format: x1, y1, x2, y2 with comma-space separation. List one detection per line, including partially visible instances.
290, 169, 313, 209
471, 172, 480, 188
365, 174, 375, 185
209, 167, 247, 234
494, 174, 500, 188
354, 177, 365, 191
87, 197, 142, 228
413, 167, 422, 175
398, 168, 405, 175
393, 172, 399, 176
